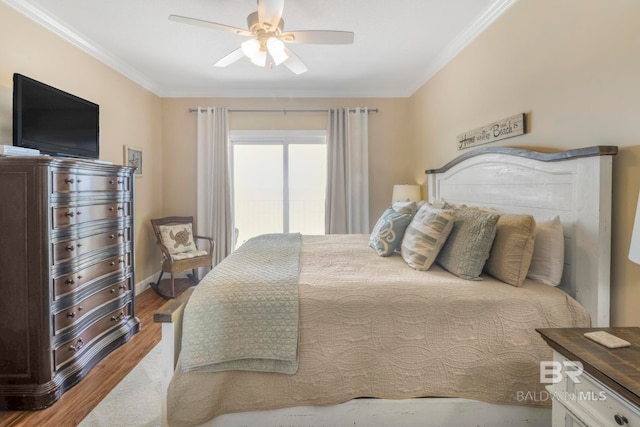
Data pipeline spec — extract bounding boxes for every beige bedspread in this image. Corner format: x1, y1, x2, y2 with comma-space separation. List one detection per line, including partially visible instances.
167, 234, 590, 427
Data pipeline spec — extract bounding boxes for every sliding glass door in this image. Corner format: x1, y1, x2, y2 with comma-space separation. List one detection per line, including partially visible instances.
232, 131, 327, 247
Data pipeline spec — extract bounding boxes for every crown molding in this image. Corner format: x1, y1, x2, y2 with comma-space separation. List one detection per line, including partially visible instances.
406, 0, 518, 96
2, 0, 163, 96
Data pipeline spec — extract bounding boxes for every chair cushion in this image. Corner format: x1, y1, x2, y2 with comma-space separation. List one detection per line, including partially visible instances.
158, 223, 198, 255
170, 250, 209, 261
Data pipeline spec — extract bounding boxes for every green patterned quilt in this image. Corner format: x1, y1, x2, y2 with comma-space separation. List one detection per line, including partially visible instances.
180, 233, 301, 374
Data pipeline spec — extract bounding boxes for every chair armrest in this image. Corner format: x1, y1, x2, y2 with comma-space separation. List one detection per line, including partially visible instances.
155, 241, 172, 261
193, 235, 215, 253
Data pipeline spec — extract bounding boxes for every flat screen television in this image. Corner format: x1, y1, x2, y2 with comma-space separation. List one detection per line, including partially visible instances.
13, 73, 99, 159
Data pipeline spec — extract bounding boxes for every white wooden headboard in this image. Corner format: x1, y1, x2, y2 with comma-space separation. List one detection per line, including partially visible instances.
426, 146, 617, 327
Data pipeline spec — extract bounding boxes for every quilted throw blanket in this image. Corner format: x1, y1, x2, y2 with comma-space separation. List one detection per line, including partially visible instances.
180, 233, 301, 374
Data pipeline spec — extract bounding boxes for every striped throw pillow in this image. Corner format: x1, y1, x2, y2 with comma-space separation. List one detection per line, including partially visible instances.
401, 205, 455, 270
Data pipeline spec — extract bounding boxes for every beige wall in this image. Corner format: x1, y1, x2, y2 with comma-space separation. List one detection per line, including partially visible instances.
0, 3, 164, 283
161, 97, 412, 227
408, 0, 640, 326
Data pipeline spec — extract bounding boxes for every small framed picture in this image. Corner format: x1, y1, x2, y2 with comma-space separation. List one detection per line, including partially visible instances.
124, 145, 143, 177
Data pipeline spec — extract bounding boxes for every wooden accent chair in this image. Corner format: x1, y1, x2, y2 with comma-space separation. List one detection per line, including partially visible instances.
149, 216, 214, 299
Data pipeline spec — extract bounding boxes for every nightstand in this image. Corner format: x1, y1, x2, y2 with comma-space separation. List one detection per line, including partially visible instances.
537, 328, 640, 427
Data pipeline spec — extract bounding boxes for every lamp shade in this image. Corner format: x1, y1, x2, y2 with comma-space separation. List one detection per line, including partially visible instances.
630, 191, 640, 264
392, 184, 421, 203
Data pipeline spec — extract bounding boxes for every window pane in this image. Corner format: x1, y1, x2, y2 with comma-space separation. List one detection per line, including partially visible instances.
289, 144, 326, 235
233, 145, 283, 246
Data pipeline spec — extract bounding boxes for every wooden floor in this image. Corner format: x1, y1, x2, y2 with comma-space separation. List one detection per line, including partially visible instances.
0, 288, 167, 427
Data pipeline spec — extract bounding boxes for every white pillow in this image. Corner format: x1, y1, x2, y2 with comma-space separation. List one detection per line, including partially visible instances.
527, 216, 564, 286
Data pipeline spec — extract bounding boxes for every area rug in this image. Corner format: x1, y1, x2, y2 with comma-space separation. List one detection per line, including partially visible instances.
79, 343, 161, 427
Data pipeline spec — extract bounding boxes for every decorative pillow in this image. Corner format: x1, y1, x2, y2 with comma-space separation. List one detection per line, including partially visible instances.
392, 201, 418, 216
369, 208, 413, 256
485, 214, 536, 287
158, 223, 198, 255
527, 216, 564, 286
401, 205, 455, 270
436, 207, 500, 280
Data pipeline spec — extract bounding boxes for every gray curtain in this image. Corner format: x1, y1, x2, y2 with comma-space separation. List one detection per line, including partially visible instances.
325, 107, 369, 234
196, 107, 234, 265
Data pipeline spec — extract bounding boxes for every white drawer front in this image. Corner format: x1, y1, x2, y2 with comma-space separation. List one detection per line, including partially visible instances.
552, 352, 640, 427
571, 372, 640, 427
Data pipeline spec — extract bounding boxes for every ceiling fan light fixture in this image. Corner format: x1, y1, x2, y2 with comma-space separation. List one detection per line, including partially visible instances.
250, 50, 267, 67
271, 50, 288, 66
266, 37, 285, 54
241, 38, 261, 58
266, 37, 288, 65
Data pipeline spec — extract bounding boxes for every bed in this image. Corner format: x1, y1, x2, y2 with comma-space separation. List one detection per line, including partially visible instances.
155, 145, 617, 427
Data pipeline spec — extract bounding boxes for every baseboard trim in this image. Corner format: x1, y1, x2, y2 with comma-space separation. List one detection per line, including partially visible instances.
135, 271, 190, 296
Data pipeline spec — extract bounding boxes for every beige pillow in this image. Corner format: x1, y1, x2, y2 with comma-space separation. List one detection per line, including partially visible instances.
485, 214, 536, 287
158, 223, 198, 255
527, 216, 564, 286
401, 205, 455, 270
436, 207, 500, 280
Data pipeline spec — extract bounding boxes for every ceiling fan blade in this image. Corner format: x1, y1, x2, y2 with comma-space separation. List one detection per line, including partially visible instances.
169, 15, 252, 37
282, 30, 354, 45
282, 47, 308, 75
257, 0, 285, 30
214, 48, 246, 67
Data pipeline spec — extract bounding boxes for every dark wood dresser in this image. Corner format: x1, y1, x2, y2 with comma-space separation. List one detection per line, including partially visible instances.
0, 157, 139, 410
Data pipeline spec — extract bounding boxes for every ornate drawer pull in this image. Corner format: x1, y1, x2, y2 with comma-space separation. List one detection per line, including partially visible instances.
110, 261, 116, 266
615, 414, 629, 425
118, 258, 124, 264
76, 211, 82, 216
69, 338, 84, 352
109, 234, 116, 239
118, 180, 124, 184
118, 284, 127, 290
108, 206, 115, 211
111, 312, 125, 322
67, 311, 76, 318
110, 288, 116, 293
77, 179, 82, 183
64, 178, 74, 184
117, 206, 124, 211
65, 211, 75, 217
109, 179, 115, 184
65, 278, 75, 285
65, 245, 75, 252
118, 232, 124, 238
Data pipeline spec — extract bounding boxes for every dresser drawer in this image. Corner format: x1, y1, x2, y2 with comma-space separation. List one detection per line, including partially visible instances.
53, 172, 130, 193
53, 254, 129, 299
53, 303, 132, 370
53, 277, 132, 334
570, 370, 640, 426
553, 352, 640, 427
53, 227, 130, 264
53, 202, 130, 228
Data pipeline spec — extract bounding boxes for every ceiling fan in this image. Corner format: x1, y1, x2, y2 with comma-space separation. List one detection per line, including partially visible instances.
169, 0, 354, 75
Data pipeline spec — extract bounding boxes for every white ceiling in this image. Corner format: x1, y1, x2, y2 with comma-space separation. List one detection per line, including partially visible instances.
4, 0, 516, 98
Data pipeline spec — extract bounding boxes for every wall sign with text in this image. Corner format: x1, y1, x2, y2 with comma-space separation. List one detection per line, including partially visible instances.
457, 113, 526, 150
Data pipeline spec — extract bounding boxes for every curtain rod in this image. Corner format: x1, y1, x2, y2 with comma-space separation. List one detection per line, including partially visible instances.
188, 108, 378, 113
